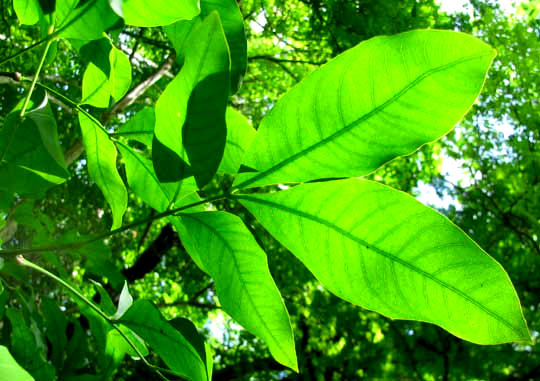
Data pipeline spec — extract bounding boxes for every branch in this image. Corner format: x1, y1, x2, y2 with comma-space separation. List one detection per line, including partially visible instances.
101, 54, 175, 124
122, 224, 178, 282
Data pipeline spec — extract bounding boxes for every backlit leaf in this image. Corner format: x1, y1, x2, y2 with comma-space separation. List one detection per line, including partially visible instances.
234, 30, 496, 189
109, 0, 199, 27
237, 179, 530, 344
0, 345, 34, 381
201, 0, 247, 93
218, 107, 256, 175
13, 0, 41, 25
79, 113, 127, 229
179, 211, 297, 370
57, 0, 119, 41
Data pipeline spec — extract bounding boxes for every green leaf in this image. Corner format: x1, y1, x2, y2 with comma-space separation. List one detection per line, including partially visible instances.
79, 113, 127, 229
179, 211, 297, 370
234, 30, 496, 189
237, 179, 530, 344
169, 317, 213, 379
112, 281, 133, 319
41, 299, 68, 369
105, 324, 148, 361
13, 0, 41, 25
116, 107, 155, 147
164, 18, 201, 65
118, 142, 198, 212
57, 0, 119, 41
201, 0, 247, 94
218, 107, 256, 174
109, 0, 200, 27
0, 93, 69, 196
154, 11, 230, 187
81, 38, 131, 108
119, 300, 208, 381
6, 309, 56, 380
0, 345, 34, 381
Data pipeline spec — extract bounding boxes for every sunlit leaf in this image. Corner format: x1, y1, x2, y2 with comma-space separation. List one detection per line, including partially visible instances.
81, 38, 131, 108
179, 211, 298, 370
118, 142, 198, 212
234, 30, 496, 189
0, 345, 34, 381
13, 0, 41, 25
116, 107, 154, 148
79, 113, 127, 229
109, 0, 199, 27
57, 0, 119, 41
238, 179, 530, 344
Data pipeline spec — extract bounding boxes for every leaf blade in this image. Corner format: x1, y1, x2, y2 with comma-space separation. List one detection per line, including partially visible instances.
234, 30, 496, 189
237, 179, 530, 344
79, 113, 127, 229
179, 211, 297, 370
154, 11, 230, 187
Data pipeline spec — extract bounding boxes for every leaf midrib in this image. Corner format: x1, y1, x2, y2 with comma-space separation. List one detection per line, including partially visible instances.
237, 195, 524, 337
236, 52, 492, 189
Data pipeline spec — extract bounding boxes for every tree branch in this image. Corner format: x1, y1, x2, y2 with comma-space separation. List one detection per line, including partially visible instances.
122, 224, 178, 282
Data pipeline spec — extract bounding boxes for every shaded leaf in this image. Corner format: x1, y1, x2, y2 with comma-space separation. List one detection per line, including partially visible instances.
238, 179, 530, 344
201, 0, 247, 94
0, 93, 69, 196
41, 299, 68, 369
218, 107, 256, 174
234, 30, 496, 189
154, 11, 230, 187
6, 309, 55, 380
119, 300, 208, 381
116, 107, 155, 147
